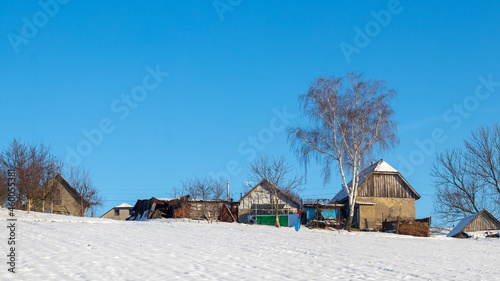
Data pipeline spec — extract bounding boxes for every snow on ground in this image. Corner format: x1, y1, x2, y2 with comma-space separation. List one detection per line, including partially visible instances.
1, 208, 499, 280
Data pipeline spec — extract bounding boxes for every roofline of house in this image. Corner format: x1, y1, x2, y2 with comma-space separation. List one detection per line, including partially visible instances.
239, 178, 301, 207
53, 174, 90, 205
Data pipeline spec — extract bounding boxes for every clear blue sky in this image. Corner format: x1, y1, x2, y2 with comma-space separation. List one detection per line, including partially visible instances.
1, 1, 500, 221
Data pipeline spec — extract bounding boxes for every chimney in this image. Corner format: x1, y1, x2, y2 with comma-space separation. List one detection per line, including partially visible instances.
226, 180, 230, 201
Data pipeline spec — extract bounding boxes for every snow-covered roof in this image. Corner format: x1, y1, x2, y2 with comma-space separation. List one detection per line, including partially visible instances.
156, 197, 177, 201
447, 209, 500, 237
447, 213, 478, 237
115, 203, 133, 208
330, 159, 400, 202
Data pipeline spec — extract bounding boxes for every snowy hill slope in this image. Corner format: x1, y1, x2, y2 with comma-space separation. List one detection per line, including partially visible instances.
1, 208, 499, 280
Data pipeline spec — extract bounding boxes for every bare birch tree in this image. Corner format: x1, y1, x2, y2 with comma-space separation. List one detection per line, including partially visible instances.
288, 72, 398, 231
248, 154, 303, 228
432, 123, 500, 224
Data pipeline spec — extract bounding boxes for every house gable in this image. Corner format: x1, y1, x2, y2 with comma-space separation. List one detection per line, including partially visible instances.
239, 179, 299, 210
332, 160, 420, 202
100, 203, 134, 220
357, 172, 420, 199
46, 174, 87, 216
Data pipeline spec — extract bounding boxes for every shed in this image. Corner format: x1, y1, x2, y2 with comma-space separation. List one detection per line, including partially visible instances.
447, 209, 500, 238
189, 199, 238, 222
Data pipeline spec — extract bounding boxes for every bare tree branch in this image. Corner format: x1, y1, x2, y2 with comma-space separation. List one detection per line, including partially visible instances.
433, 123, 500, 225
66, 166, 105, 217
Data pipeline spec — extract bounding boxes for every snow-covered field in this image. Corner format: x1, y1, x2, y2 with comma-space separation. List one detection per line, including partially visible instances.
1, 208, 499, 280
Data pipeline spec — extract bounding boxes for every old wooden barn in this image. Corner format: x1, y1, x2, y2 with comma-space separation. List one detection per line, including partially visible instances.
448, 209, 500, 238
330, 159, 421, 231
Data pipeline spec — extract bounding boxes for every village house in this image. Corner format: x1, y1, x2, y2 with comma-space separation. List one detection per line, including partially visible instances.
448, 209, 500, 238
34, 173, 88, 216
100, 203, 134, 220
330, 159, 420, 231
238, 179, 300, 227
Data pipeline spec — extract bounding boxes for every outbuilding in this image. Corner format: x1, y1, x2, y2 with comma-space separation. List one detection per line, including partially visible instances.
447, 209, 500, 238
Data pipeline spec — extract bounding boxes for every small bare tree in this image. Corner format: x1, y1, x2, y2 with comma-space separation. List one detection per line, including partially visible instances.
432, 123, 500, 224
0, 139, 62, 211
248, 154, 303, 228
288, 72, 398, 231
67, 166, 104, 217
0, 170, 8, 206
180, 177, 225, 223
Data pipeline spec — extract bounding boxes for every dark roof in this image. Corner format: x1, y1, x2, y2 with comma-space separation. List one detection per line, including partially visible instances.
239, 179, 300, 207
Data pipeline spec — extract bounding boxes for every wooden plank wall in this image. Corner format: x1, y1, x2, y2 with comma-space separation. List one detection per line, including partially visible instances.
464, 213, 500, 232
358, 173, 417, 199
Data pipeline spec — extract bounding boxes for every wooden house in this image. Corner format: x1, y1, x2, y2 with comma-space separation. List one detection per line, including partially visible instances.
238, 179, 300, 226
34, 174, 88, 216
100, 203, 134, 220
447, 209, 500, 238
330, 159, 420, 231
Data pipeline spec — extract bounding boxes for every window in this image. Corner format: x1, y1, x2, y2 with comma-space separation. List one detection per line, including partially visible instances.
114, 209, 119, 216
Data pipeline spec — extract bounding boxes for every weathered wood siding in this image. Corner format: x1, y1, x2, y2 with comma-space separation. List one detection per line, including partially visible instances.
464, 212, 500, 232
358, 173, 417, 199
189, 202, 225, 220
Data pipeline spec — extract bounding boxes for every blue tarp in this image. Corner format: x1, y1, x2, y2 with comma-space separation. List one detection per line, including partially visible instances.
305, 208, 338, 220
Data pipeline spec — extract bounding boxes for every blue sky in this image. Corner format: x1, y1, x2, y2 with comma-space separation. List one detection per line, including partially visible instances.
1, 1, 500, 221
